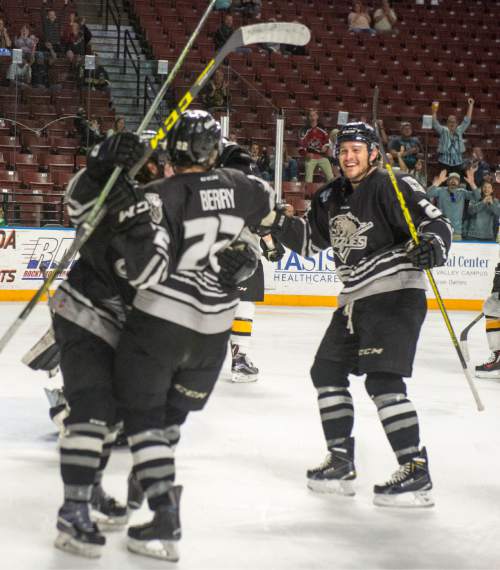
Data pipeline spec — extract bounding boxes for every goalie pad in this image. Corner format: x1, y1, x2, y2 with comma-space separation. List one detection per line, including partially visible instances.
21, 327, 61, 376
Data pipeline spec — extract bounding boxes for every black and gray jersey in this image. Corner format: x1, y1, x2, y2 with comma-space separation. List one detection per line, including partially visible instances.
133, 167, 274, 334
51, 169, 170, 347
280, 169, 452, 306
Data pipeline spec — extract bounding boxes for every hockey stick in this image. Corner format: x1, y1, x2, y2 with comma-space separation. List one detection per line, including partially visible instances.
372, 86, 484, 411
459, 312, 483, 367
0, 21, 311, 356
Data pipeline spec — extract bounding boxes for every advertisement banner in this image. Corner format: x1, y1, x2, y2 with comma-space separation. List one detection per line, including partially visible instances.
1, 227, 497, 309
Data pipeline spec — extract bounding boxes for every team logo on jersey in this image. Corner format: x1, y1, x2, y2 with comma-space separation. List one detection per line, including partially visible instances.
145, 192, 163, 224
329, 212, 374, 263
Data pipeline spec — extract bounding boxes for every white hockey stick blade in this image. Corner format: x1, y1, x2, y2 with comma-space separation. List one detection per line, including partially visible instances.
459, 312, 483, 368
240, 22, 310, 48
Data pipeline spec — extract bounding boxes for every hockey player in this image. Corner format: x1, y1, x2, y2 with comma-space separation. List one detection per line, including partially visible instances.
475, 263, 500, 378
112, 110, 274, 560
50, 132, 173, 557
265, 122, 452, 507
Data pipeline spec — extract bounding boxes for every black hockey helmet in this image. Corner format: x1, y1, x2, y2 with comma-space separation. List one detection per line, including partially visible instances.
335, 122, 379, 157
166, 110, 221, 168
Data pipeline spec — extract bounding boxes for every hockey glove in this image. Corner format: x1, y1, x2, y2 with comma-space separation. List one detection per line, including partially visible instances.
87, 132, 145, 182
260, 235, 285, 262
406, 232, 447, 269
253, 203, 290, 237
216, 242, 259, 291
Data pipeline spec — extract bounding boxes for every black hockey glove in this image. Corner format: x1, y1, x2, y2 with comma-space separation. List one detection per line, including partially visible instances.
216, 242, 259, 291
252, 203, 289, 237
406, 232, 447, 269
260, 235, 285, 262
87, 132, 145, 182
107, 175, 151, 233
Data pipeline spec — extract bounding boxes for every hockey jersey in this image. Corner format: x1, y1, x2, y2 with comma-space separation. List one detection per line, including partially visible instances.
50, 170, 170, 347
280, 169, 452, 306
133, 167, 274, 334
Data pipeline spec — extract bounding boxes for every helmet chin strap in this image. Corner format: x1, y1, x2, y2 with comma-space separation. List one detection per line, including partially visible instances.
348, 164, 377, 185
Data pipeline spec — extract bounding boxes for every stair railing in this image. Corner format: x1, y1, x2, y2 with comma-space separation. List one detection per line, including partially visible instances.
143, 75, 166, 123
123, 29, 141, 106
104, 0, 121, 59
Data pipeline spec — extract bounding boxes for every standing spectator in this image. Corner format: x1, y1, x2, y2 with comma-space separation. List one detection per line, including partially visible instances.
214, 13, 234, 50
0, 18, 12, 49
202, 68, 229, 112
299, 109, 334, 183
31, 48, 56, 87
373, 0, 398, 33
432, 98, 474, 177
248, 142, 270, 180
409, 155, 427, 188
348, 1, 376, 35
15, 25, 38, 60
389, 121, 422, 170
42, 8, 63, 54
106, 116, 127, 138
427, 170, 480, 240
463, 179, 500, 242
78, 16, 92, 51
469, 146, 493, 187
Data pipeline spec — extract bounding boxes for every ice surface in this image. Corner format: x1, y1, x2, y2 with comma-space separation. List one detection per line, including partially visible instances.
0, 303, 499, 570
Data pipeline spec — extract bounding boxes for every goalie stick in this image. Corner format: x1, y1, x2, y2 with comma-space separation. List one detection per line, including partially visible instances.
0, 21, 311, 356
459, 312, 484, 368
372, 86, 484, 412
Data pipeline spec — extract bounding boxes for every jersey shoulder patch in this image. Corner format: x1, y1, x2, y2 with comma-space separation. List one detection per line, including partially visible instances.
402, 175, 426, 194
145, 192, 164, 224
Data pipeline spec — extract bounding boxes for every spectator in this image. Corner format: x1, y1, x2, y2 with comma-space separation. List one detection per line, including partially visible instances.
463, 179, 500, 242
387, 149, 408, 173
374, 118, 389, 146
299, 109, 334, 183
373, 0, 398, 33
31, 48, 56, 87
202, 68, 229, 112
409, 155, 427, 188
468, 146, 493, 187
388, 121, 422, 170
234, 0, 262, 19
270, 144, 299, 182
7, 53, 31, 86
0, 18, 12, 49
348, 1, 376, 35
214, 13, 234, 50
432, 98, 474, 177
215, 0, 232, 11
0, 204, 5, 226
65, 21, 85, 63
14, 25, 38, 59
78, 16, 92, 51
427, 170, 480, 240
42, 8, 63, 54
107, 116, 127, 138
249, 142, 271, 180
86, 54, 110, 93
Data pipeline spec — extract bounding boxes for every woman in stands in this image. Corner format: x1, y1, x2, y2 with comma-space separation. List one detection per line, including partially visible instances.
463, 180, 500, 242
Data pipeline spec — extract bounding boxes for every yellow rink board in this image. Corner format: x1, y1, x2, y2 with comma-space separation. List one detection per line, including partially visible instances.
0, 290, 482, 311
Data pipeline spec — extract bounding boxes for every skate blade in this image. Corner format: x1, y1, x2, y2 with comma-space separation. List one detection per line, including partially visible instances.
54, 531, 103, 558
127, 537, 179, 561
373, 489, 434, 508
230, 371, 259, 383
91, 510, 129, 532
475, 370, 500, 379
307, 477, 356, 496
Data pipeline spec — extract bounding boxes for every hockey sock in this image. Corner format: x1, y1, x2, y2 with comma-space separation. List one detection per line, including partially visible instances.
231, 301, 255, 354
485, 314, 500, 351
128, 428, 176, 510
317, 387, 354, 449
60, 422, 108, 501
94, 429, 118, 486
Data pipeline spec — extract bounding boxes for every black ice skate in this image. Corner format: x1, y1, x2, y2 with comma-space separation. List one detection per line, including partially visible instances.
127, 471, 145, 511
90, 484, 128, 531
373, 447, 434, 508
475, 351, 500, 378
55, 500, 105, 558
231, 344, 259, 383
307, 437, 356, 495
127, 485, 182, 561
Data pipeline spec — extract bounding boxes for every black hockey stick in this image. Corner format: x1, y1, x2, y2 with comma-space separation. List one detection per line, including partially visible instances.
0, 21, 311, 356
459, 312, 484, 367
372, 86, 484, 411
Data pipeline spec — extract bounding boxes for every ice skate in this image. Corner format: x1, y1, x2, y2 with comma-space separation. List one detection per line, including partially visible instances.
475, 351, 500, 378
307, 437, 356, 496
231, 344, 259, 383
90, 484, 128, 531
127, 485, 182, 561
373, 447, 434, 508
127, 471, 145, 511
55, 500, 105, 558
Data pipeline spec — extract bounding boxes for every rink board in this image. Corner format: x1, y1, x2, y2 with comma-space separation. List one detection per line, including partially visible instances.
0, 227, 497, 310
